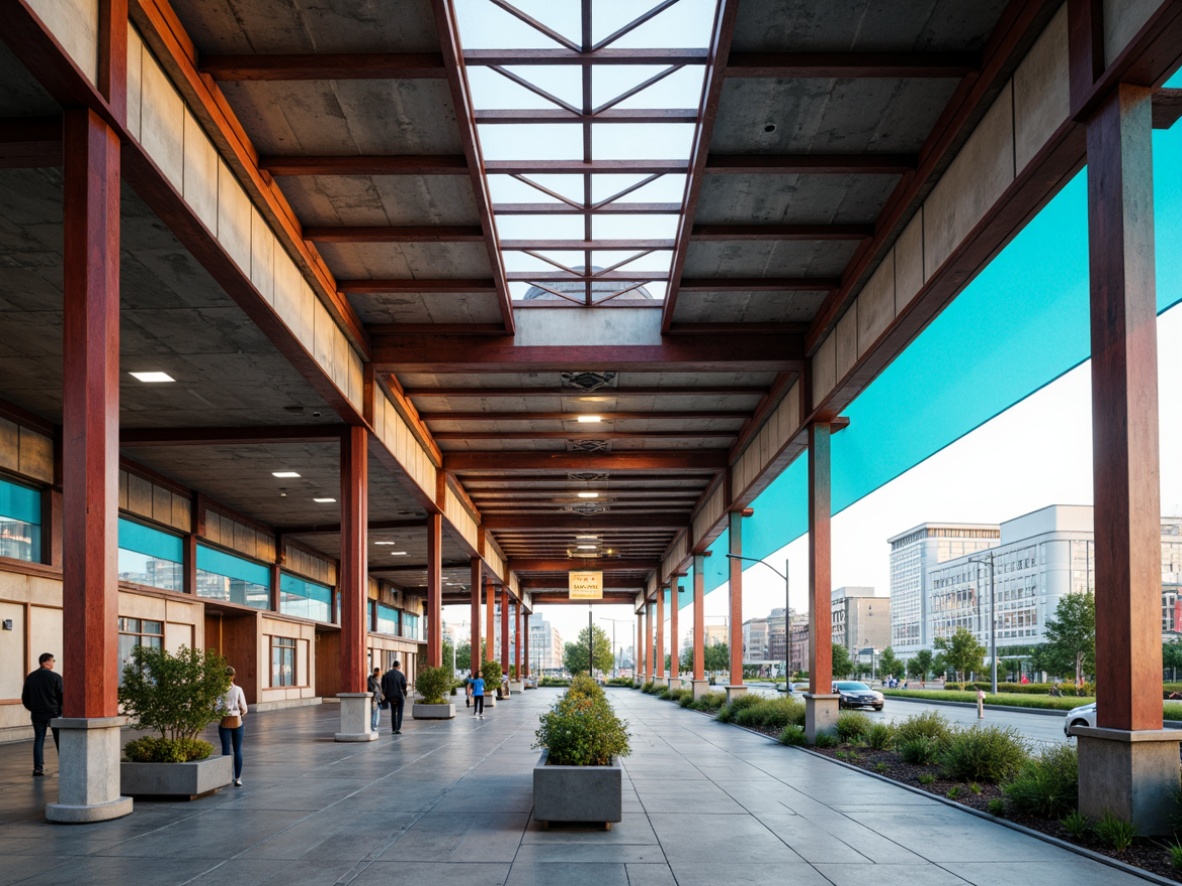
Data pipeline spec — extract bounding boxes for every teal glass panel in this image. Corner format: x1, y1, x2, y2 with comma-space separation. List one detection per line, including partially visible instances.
376, 604, 399, 635
403, 613, 420, 640
0, 477, 40, 523
118, 517, 183, 561
279, 573, 331, 621
0, 477, 41, 563
196, 545, 271, 587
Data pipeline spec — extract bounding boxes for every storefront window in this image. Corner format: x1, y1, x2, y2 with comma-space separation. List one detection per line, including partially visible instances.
117, 517, 183, 591
279, 574, 331, 622
196, 545, 270, 609
375, 603, 399, 635
271, 636, 296, 686
402, 613, 420, 641
0, 477, 41, 563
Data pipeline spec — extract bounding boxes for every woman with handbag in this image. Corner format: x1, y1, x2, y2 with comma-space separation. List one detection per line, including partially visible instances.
218, 666, 248, 786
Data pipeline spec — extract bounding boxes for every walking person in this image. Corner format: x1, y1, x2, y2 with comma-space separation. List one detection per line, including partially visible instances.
21, 652, 62, 777
367, 666, 384, 732
218, 666, 247, 786
381, 660, 407, 734
471, 669, 485, 719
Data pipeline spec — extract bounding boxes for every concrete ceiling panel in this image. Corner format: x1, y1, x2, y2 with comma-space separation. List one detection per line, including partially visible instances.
729, 0, 1007, 52
219, 80, 462, 155
694, 173, 900, 225
315, 241, 493, 279
711, 78, 960, 154
681, 240, 859, 278
670, 290, 829, 324
347, 292, 505, 326
172, 0, 439, 54
0, 44, 59, 115
278, 175, 480, 226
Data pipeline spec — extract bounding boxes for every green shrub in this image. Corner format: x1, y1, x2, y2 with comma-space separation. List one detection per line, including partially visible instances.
894, 711, 955, 746
716, 693, 765, 723
540, 676, 570, 687
654, 685, 671, 699
947, 785, 963, 800
481, 660, 503, 689
641, 680, 656, 694
813, 732, 839, 748
123, 736, 213, 763
415, 666, 454, 705
689, 691, 727, 712
730, 698, 804, 731
677, 692, 695, 708
1095, 810, 1137, 851
940, 726, 1030, 784
875, 762, 888, 774
606, 677, 633, 687
866, 723, 895, 750
118, 645, 230, 743
1168, 840, 1182, 870
1062, 811, 1091, 838
918, 772, 937, 786
835, 712, 873, 744
567, 674, 604, 699
899, 735, 943, 766
779, 725, 807, 746
987, 798, 1006, 816
534, 691, 631, 766
1003, 743, 1078, 819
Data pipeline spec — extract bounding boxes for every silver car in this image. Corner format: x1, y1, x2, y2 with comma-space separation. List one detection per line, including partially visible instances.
1063, 702, 1096, 736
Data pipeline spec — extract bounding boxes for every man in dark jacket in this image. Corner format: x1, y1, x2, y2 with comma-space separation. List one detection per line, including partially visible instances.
21, 652, 63, 776
380, 661, 408, 734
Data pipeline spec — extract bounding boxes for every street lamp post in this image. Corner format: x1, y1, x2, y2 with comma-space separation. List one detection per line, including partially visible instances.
725, 554, 790, 690
600, 617, 632, 678
969, 551, 998, 694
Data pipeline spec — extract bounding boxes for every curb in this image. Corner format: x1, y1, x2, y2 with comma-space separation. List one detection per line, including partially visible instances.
885, 694, 1182, 729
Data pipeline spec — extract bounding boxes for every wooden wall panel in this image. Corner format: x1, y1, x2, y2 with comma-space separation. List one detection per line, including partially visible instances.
856, 251, 895, 355
216, 159, 252, 273
1102, 0, 1160, 66
1015, 5, 1070, 173
182, 109, 218, 233
25, 0, 98, 84
126, 25, 143, 140
140, 50, 184, 189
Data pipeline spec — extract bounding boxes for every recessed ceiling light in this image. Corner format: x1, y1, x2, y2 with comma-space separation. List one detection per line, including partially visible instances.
577, 544, 598, 550
129, 371, 175, 383
576, 415, 602, 423
374, 541, 395, 545
272, 471, 301, 478
391, 551, 408, 556
313, 497, 337, 504
576, 534, 598, 540
577, 491, 599, 499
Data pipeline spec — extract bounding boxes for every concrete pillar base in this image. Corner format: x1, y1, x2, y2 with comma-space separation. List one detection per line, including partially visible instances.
335, 693, 378, 742
46, 717, 133, 824
724, 685, 747, 703
691, 679, 711, 700
804, 694, 841, 741
1076, 726, 1182, 835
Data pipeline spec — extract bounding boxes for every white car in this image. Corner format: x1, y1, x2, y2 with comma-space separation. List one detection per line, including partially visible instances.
1063, 702, 1096, 736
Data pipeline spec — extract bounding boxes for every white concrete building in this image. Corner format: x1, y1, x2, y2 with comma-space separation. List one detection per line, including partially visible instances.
528, 618, 564, 673
888, 522, 1000, 657
742, 616, 768, 662
830, 587, 890, 657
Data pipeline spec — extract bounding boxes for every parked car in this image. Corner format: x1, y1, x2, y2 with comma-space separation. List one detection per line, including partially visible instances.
1063, 702, 1096, 736
832, 681, 884, 711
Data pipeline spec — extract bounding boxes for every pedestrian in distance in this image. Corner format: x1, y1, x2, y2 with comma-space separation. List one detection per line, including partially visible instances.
381, 660, 408, 734
368, 666, 384, 732
21, 652, 62, 777
471, 669, 485, 719
218, 666, 248, 786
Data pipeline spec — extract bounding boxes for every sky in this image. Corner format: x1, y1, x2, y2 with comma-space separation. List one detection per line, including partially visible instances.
441, 2, 1182, 663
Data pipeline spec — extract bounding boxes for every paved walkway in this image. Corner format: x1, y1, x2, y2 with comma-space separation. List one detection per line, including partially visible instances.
0, 688, 1157, 886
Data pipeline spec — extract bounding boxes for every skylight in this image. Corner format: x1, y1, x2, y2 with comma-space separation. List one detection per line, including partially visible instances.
455, 0, 717, 305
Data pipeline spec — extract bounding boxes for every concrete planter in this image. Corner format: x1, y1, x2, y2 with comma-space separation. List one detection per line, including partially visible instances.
412, 703, 455, 720
509, 681, 525, 693
485, 692, 497, 706
120, 755, 232, 799
533, 750, 622, 829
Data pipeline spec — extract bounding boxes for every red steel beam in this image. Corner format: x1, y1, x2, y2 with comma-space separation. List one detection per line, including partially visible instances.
433, 430, 738, 440
509, 558, 658, 573
482, 513, 689, 530
120, 425, 346, 446
485, 159, 689, 174
724, 51, 979, 78
493, 202, 682, 215
304, 225, 486, 243
420, 410, 749, 421
200, 52, 447, 80
500, 238, 674, 250
475, 108, 697, 124
464, 48, 708, 65
404, 385, 768, 397
445, 452, 725, 472
260, 154, 469, 175
339, 278, 497, 293
0, 117, 62, 168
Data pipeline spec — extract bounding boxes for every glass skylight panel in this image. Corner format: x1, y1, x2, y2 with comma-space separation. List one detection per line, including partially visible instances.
478, 124, 583, 161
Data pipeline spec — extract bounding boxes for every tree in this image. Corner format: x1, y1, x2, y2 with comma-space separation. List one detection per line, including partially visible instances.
831, 643, 853, 679
562, 625, 614, 675
934, 627, 986, 687
1164, 639, 1182, 681
907, 649, 934, 681
1043, 591, 1095, 685
878, 647, 903, 679
704, 642, 729, 674
442, 636, 455, 674
679, 646, 693, 672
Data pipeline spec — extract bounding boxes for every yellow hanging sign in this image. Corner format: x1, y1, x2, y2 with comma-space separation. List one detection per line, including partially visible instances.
569, 571, 603, 600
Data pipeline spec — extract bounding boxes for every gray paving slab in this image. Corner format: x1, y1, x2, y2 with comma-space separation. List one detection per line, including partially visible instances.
0, 686, 1164, 886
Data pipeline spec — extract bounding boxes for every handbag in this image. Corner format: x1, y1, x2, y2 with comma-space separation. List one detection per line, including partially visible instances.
220, 715, 241, 729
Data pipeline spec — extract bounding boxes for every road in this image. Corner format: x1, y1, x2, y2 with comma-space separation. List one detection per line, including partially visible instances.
744, 682, 1072, 748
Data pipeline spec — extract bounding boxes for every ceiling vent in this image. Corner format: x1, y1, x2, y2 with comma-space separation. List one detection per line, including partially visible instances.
567, 439, 612, 453
568, 472, 609, 482
569, 502, 608, 515
561, 371, 617, 392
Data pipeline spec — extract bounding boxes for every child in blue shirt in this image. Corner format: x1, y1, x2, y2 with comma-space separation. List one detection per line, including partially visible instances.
471, 671, 485, 719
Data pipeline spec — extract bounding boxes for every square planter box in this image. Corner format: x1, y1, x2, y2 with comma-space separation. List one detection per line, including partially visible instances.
533, 750, 622, 829
121, 755, 232, 799
412, 703, 455, 720
509, 681, 525, 693
484, 694, 496, 707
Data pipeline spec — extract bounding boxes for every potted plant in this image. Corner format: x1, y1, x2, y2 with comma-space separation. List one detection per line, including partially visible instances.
481, 660, 502, 706
118, 644, 233, 798
509, 664, 525, 694
412, 666, 457, 720
533, 675, 631, 829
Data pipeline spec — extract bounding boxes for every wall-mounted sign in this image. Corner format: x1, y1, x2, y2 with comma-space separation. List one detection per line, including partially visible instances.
569, 571, 603, 600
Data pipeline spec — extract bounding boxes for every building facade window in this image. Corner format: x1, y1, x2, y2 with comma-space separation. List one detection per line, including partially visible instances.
375, 603, 399, 635
279, 573, 331, 622
117, 517, 184, 591
0, 476, 41, 563
402, 612, 420, 640
271, 636, 296, 686
196, 544, 270, 609
118, 617, 163, 683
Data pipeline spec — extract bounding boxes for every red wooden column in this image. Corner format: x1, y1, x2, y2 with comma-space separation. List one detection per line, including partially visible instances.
1077, 81, 1182, 832
513, 599, 522, 679
692, 554, 706, 685
426, 513, 442, 667
655, 585, 665, 680
522, 611, 530, 678
636, 612, 644, 682
484, 579, 495, 663
469, 559, 482, 673
48, 108, 133, 823
805, 421, 838, 739
644, 602, 653, 680
669, 576, 681, 683
727, 512, 745, 693
500, 589, 510, 672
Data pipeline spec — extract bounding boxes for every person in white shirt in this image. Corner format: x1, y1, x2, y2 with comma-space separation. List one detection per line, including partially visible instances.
218, 666, 248, 786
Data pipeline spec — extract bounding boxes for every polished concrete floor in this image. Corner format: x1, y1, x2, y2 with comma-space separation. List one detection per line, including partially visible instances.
0, 688, 1157, 885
